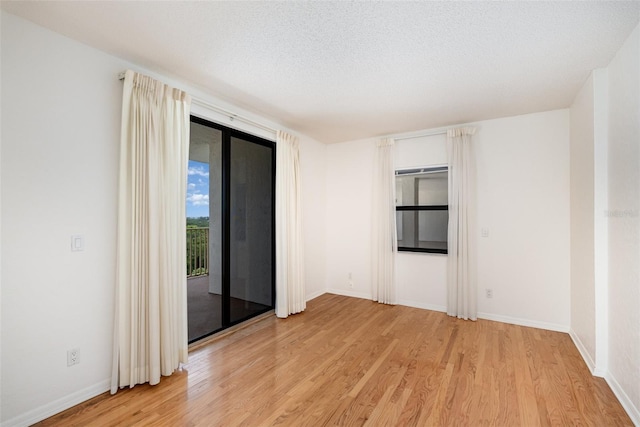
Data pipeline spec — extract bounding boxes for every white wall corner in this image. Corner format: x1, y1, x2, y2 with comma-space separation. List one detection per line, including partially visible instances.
605, 371, 640, 426
0, 379, 110, 427
327, 291, 448, 313
477, 312, 570, 333
327, 288, 373, 301
305, 289, 326, 302
397, 300, 446, 313
569, 328, 597, 375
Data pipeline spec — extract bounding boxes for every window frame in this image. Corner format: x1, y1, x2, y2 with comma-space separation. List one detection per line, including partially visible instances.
395, 166, 448, 255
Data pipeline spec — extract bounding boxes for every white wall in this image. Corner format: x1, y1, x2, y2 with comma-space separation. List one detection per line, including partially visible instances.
592, 67, 610, 377
325, 138, 376, 298
0, 11, 326, 426
299, 131, 327, 301
566, 23, 639, 424
1, 12, 123, 426
569, 73, 597, 368
606, 22, 640, 424
326, 109, 571, 331
474, 110, 570, 329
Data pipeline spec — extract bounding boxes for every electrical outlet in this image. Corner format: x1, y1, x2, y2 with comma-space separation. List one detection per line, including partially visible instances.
67, 348, 80, 366
71, 235, 84, 251
486, 289, 493, 299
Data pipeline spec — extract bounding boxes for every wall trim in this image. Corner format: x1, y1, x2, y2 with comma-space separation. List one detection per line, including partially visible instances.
328, 291, 569, 334
593, 366, 607, 378
477, 311, 569, 333
569, 328, 598, 376
605, 371, 640, 426
305, 289, 326, 302
1, 379, 110, 427
397, 299, 447, 313
327, 288, 372, 300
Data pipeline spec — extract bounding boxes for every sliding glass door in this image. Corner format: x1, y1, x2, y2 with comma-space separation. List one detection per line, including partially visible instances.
187, 117, 275, 343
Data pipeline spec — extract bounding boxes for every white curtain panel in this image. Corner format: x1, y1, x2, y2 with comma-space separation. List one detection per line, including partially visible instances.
372, 138, 398, 305
111, 70, 191, 393
446, 127, 477, 320
275, 130, 305, 318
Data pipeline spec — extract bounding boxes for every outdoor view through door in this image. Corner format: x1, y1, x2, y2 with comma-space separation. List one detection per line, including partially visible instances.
187, 116, 275, 343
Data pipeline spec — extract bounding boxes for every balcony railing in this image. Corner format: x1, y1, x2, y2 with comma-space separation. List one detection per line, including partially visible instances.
186, 227, 209, 277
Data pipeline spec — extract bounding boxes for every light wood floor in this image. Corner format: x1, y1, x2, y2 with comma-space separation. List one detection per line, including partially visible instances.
36, 294, 631, 426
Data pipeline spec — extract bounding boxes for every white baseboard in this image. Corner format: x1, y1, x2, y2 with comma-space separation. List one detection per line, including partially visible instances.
477, 311, 569, 333
593, 366, 607, 377
327, 288, 372, 300
327, 290, 446, 312
397, 299, 446, 313
605, 371, 640, 426
1, 379, 110, 427
326, 292, 569, 333
305, 289, 326, 302
569, 329, 597, 375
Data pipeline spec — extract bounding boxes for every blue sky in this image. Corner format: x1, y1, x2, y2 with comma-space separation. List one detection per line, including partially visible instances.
186, 160, 209, 218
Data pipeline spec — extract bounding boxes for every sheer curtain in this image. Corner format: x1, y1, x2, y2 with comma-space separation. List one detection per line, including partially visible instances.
111, 70, 191, 393
372, 138, 397, 304
446, 127, 477, 320
275, 130, 305, 318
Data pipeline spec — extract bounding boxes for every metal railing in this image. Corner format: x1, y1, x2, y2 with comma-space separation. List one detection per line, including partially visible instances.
186, 227, 209, 277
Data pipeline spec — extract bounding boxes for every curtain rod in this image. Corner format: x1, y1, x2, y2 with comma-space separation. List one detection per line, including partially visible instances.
392, 129, 448, 142
118, 71, 278, 135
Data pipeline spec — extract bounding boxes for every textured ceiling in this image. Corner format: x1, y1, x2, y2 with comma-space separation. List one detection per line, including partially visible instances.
2, 1, 639, 143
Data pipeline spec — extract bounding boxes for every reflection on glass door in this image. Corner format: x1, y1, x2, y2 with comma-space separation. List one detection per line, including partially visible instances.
187, 117, 275, 343
229, 136, 274, 323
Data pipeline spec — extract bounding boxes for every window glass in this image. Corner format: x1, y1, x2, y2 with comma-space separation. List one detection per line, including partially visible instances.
395, 167, 448, 254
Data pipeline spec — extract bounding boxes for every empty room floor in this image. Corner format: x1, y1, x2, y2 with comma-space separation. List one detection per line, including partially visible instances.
36, 294, 632, 426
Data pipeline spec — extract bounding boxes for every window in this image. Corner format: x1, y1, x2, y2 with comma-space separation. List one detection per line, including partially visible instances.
396, 166, 448, 254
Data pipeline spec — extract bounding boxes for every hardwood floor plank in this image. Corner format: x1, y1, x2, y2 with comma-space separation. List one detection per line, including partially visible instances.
348, 338, 399, 398
512, 326, 543, 426
34, 294, 633, 427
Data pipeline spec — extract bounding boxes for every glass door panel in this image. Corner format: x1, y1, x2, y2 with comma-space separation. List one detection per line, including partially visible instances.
229, 136, 274, 324
187, 121, 222, 342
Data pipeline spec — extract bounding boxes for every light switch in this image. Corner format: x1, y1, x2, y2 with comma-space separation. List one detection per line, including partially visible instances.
481, 228, 489, 238
71, 235, 84, 252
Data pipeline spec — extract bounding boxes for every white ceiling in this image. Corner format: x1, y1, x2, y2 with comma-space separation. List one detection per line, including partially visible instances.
2, 1, 639, 143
